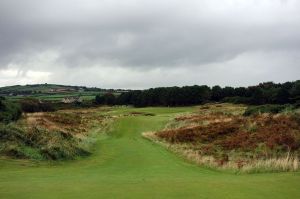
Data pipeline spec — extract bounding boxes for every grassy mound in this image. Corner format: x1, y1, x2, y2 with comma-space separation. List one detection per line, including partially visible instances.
0, 125, 90, 160
147, 104, 300, 172
0, 108, 110, 160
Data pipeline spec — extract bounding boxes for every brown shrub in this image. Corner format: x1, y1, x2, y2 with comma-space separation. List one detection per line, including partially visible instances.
157, 113, 300, 157
157, 119, 242, 143
24, 109, 105, 136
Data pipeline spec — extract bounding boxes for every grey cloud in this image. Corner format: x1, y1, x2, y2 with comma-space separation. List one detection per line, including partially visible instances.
0, 0, 299, 88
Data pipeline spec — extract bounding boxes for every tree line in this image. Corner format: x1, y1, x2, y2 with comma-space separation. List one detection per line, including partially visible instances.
95, 80, 300, 107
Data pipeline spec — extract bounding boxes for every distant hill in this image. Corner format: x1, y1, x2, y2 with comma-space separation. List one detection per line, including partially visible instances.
0, 84, 129, 102
0, 84, 102, 96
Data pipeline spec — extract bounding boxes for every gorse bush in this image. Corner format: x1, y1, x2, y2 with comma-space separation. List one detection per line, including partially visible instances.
0, 125, 37, 159
30, 127, 90, 160
0, 108, 106, 160
0, 124, 90, 160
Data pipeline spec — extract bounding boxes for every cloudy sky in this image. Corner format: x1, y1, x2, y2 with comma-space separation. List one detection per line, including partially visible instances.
0, 0, 299, 89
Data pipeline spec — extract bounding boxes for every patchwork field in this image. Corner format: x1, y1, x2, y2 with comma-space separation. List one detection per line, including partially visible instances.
0, 106, 300, 199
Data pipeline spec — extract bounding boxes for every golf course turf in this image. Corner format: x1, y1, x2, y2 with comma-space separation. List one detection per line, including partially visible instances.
0, 107, 300, 199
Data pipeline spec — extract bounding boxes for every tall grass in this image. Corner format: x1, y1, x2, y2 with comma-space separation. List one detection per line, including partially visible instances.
0, 124, 90, 160
142, 131, 300, 173
241, 156, 299, 173
145, 103, 300, 173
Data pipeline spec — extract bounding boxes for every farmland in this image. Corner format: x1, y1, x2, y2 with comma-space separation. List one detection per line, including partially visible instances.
8, 92, 99, 101
0, 106, 300, 199
0, 84, 124, 102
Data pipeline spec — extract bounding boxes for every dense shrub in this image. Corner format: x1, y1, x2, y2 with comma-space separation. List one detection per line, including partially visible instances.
0, 125, 90, 160
157, 119, 242, 144
156, 114, 300, 157
20, 98, 55, 113
28, 127, 90, 160
95, 93, 116, 105
0, 97, 22, 123
0, 124, 26, 143
49, 100, 96, 110
221, 96, 251, 104
243, 104, 294, 116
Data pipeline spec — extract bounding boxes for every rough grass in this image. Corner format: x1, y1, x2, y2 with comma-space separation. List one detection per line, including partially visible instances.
148, 104, 300, 173
143, 131, 299, 173
0, 107, 113, 160
22, 108, 107, 136
0, 124, 90, 160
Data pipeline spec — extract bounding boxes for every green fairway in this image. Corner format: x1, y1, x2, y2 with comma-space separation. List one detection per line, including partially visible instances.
0, 107, 299, 199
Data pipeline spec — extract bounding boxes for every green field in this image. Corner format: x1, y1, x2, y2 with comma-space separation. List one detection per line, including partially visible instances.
7, 92, 99, 101
0, 107, 300, 199
0, 84, 124, 102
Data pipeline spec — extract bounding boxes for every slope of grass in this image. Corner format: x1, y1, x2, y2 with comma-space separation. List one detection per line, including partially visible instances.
0, 107, 300, 199
0, 108, 111, 160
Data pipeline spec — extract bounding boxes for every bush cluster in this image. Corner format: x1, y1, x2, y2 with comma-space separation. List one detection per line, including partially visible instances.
19, 98, 55, 113
156, 114, 300, 158
243, 104, 295, 116
0, 125, 90, 160
0, 97, 22, 123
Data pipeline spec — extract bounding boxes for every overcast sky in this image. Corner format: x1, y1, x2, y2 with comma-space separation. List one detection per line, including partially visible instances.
0, 0, 299, 89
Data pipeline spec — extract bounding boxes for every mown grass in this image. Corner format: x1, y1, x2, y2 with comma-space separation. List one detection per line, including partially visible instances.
0, 106, 300, 199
